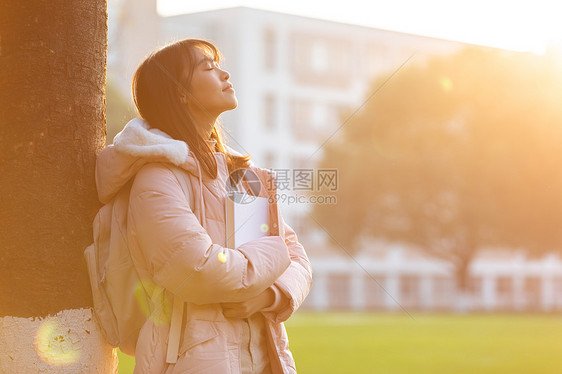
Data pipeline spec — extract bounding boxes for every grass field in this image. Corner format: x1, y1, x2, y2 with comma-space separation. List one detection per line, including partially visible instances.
117, 311, 562, 373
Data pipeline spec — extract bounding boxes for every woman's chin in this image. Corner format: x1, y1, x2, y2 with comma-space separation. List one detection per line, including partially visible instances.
226, 98, 238, 110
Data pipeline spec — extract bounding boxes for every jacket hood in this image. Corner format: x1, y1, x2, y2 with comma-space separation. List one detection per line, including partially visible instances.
95, 117, 252, 204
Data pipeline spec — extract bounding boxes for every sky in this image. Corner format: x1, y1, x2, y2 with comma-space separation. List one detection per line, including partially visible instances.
157, 0, 562, 54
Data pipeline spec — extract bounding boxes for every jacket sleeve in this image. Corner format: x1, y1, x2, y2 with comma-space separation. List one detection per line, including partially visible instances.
260, 284, 290, 313
127, 163, 292, 305
260, 215, 314, 324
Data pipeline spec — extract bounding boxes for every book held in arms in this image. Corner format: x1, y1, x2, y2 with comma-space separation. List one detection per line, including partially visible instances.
225, 191, 276, 248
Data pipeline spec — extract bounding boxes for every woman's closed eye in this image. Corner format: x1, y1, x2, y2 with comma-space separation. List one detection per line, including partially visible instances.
204, 61, 219, 71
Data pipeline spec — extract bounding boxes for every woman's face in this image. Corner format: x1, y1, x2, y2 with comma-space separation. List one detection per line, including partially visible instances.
185, 48, 237, 120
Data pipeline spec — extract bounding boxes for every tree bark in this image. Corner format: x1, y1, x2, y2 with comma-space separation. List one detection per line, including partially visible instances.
0, 0, 116, 371
452, 251, 474, 313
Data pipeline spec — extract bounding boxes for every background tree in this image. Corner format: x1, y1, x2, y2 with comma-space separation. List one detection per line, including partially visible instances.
311, 46, 562, 307
106, 77, 137, 143
0, 1, 116, 371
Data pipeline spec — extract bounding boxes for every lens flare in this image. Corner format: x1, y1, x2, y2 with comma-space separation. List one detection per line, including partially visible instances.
440, 76, 453, 92
34, 319, 80, 366
134, 279, 171, 325
218, 250, 228, 263
260, 223, 269, 233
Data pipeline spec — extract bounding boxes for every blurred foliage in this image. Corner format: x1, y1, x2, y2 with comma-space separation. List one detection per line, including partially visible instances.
311, 46, 562, 288
105, 77, 137, 144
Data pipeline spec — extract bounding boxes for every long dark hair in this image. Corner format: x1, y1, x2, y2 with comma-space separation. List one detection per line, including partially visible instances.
132, 38, 251, 180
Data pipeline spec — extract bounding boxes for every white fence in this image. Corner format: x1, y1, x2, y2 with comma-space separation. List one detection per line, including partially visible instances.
301, 247, 562, 312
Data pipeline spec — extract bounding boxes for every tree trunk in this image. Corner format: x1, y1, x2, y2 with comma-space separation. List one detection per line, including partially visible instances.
0, 1, 116, 372
453, 256, 473, 313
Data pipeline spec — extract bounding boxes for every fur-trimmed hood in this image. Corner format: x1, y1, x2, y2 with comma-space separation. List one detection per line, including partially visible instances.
95, 117, 251, 204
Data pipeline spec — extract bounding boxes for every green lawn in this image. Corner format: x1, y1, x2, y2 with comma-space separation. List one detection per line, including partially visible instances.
118, 311, 562, 373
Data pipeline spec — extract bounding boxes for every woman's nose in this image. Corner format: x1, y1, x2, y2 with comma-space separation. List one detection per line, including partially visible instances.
222, 68, 230, 80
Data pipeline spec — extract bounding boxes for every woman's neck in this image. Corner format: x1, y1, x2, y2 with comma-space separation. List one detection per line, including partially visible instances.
190, 111, 217, 140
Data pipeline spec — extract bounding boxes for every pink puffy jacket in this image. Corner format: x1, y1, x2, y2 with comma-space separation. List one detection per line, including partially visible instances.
95, 118, 313, 373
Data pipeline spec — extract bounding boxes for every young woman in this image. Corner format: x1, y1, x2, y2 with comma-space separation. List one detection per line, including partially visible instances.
95, 38, 313, 373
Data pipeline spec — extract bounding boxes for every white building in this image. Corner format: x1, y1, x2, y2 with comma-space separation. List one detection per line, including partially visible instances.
108, 4, 558, 313
109, 4, 469, 237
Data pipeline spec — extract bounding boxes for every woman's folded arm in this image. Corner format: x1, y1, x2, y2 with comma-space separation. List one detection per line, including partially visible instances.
127, 164, 291, 305
260, 217, 314, 324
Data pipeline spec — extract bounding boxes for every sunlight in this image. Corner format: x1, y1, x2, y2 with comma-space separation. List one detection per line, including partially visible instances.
440, 77, 453, 93
34, 319, 80, 366
156, 0, 562, 55
134, 279, 171, 325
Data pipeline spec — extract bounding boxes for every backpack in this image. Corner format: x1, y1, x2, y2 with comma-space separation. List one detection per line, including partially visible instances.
84, 164, 193, 356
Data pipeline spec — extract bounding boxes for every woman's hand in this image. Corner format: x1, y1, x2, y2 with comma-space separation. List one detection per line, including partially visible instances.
220, 287, 275, 319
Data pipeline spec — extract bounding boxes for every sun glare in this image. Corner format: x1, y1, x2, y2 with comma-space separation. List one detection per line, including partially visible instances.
156, 0, 562, 55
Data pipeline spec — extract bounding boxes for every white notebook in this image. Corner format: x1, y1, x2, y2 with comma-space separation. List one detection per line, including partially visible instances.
225, 192, 271, 248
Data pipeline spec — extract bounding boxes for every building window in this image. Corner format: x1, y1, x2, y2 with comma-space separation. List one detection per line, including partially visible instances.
290, 99, 340, 142
327, 273, 351, 310
290, 33, 351, 88
496, 276, 513, 308
311, 101, 327, 128
497, 276, 512, 296
433, 276, 455, 306
291, 98, 333, 142
400, 275, 420, 306
468, 276, 483, 296
310, 41, 329, 73
365, 274, 386, 309
263, 28, 276, 71
291, 98, 308, 140
263, 94, 276, 131
366, 44, 393, 78
524, 276, 541, 307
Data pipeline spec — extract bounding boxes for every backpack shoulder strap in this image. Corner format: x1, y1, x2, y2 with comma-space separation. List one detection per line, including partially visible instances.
162, 164, 193, 363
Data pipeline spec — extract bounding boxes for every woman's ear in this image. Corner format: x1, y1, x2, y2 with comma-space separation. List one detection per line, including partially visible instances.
176, 88, 188, 103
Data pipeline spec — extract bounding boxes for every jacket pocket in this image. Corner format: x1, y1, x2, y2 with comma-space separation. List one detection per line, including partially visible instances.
179, 319, 224, 358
